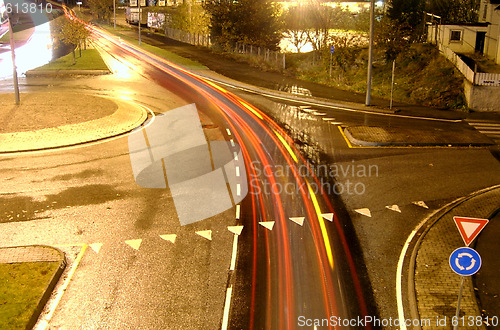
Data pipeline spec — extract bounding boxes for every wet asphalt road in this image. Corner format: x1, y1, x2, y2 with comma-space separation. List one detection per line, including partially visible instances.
2, 21, 500, 329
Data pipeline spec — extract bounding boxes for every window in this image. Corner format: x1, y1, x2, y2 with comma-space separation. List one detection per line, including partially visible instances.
450, 30, 462, 42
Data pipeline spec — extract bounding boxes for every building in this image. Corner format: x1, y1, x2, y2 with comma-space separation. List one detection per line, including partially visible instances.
427, 0, 500, 64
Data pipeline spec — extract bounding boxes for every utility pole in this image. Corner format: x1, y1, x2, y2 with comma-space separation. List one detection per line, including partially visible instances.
365, 0, 375, 106
8, 16, 20, 105
113, 0, 116, 29
138, 0, 141, 46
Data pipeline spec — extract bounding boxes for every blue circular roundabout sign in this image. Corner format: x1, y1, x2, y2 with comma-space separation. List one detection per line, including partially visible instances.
449, 247, 482, 276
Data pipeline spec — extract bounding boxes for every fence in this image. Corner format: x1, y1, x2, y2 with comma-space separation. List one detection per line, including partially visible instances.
438, 43, 500, 86
234, 42, 286, 71
164, 27, 211, 48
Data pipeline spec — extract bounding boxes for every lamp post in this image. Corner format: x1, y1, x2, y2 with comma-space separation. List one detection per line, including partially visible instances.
365, 0, 375, 106
113, 0, 116, 29
138, 0, 141, 45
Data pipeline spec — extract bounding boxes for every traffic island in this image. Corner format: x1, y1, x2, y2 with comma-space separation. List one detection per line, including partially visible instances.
408, 186, 500, 329
343, 125, 495, 147
0, 92, 147, 153
0, 245, 66, 329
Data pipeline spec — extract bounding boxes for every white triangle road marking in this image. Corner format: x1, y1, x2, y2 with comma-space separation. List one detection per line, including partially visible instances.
321, 213, 334, 221
259, 221, 275, 230
159, 234, 177, 244
386, 205, 402, 213
228, 225, 244, 235
289, 217, 305, 226
89, 243, 103, 254
412, 201, 429, 209
196, 230, 212, 241
125, 239, 142, 250
355, 208, 371, 217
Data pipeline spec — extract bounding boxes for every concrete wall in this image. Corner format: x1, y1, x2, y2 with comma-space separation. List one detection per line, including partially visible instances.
464, 80, 500, 111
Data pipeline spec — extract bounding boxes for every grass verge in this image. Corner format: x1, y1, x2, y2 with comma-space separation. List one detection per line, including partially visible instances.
0, 261, 61, 329
99, 25, 208, 70
33, 49, 109, 71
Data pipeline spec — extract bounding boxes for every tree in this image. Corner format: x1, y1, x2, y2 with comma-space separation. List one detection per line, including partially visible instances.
57, 18, 91, 64
426, 0, 480, 24
283, 5, 309, 52
88, 0, 113, 22
377, 0, 425, 60
203, 0, 282, 50
169, 1, 209, 34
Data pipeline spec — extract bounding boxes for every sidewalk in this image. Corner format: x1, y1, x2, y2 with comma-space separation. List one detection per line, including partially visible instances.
411, 186, 500, 329
0, 92, 147, 153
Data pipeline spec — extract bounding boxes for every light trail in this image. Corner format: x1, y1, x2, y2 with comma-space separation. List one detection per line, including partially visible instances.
73, 9, 372, 327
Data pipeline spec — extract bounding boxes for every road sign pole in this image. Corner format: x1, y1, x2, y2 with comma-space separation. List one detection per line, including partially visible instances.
329, 52, 332, 79
453, 275, 465, 330
8, 17, 20, 105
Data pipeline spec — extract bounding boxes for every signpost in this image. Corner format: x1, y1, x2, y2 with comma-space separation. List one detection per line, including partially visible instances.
329, 45, 334, 79
449, 216, 489, 330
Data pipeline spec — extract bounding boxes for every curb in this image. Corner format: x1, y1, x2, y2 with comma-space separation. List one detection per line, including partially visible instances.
406, 185, 500, 328
25, 69, 111, 76
0, 97, 148, 153
342, 126, 495, 147
28, 245, 66, 330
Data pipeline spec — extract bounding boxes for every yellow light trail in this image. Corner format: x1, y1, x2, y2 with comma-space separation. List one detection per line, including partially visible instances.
274, 130, 298, 163
307, 182, 334, 269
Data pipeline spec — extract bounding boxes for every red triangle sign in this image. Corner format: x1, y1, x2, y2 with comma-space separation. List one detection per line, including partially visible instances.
453, 216, 489, 246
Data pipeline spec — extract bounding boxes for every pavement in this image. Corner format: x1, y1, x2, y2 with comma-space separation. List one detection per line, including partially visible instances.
1, 17, 499, 329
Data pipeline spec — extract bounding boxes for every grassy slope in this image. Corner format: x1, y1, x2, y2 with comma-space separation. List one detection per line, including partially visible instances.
34, 49, 109, 71
0, 262, 61, 329
288, 43, 468, 110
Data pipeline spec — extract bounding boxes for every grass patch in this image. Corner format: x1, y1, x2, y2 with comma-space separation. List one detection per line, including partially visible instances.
99, 25, 207, 70
0, 262, 61, 329
34, 49, 109, 71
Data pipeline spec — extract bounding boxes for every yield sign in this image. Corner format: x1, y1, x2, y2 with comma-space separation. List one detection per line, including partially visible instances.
453, 216, 489, 246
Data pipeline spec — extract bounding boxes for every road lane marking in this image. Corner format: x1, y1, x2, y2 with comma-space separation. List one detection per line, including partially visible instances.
235, 204, 241, 219
89, 243, 103, 254
239, 100, 264, 120
196, 230, 212, 241
235, 166, 240, 177
289, 217, 305, 226
337, 126, 354, 148
35, 244, 88, 330
412, 201, 429, 209
354, 208, 372, 217
125, 239, 142, 250
321, 213, 334, 221
259, 221, 275, 230
236, 184, 241, 196
228, 225, 244, 235
230, 235, 239, 271
386, 205, 402, 213
233, 151, 239, 161
307, 182, 334, 269
221, 285, 233, 330
230, 139, 235, 147
226, 129, 232, 136
159, 234, 177, 243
